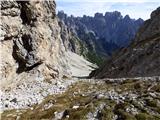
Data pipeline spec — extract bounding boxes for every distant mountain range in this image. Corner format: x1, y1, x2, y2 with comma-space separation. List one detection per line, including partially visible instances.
90, 7, 160, 78
57, 11, 144, 65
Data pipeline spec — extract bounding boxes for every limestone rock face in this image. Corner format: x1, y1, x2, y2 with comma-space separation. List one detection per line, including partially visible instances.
58, 20, 87, 56
0, 1, 69, 88
90, 7, 160, 78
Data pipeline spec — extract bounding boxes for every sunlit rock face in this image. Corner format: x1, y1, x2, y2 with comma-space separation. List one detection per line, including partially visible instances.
90, 7, 160, 78
0, 0, 70, 87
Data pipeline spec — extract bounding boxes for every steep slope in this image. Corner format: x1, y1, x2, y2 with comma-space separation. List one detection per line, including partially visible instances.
58, 20, 97, 76
58, 11, 143, 58
58, 19, 105, 66
90, 7, 160, 78
58, 20, 88, 57
65, 51, 97, 77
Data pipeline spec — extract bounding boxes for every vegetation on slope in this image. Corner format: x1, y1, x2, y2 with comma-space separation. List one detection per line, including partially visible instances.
2, 77, 160, 120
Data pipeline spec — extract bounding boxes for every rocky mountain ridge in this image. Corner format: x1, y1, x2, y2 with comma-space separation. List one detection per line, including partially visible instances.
58, 11, 144, 62
90, 7, 160, 78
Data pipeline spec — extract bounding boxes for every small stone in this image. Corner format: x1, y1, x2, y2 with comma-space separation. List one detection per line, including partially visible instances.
149, 92, 156, 97
54, 111, 64, 120
96, 94, 104, 99
16, 116, 20, 120
72, 105, 79, 109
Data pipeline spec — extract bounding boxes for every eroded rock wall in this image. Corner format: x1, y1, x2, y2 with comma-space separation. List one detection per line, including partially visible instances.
0, 1, 69, 88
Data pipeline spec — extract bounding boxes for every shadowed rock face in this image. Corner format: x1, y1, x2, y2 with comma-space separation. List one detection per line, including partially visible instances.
90, 7, 160, 78
58, 11, 144, 58
0, 0, 69, 87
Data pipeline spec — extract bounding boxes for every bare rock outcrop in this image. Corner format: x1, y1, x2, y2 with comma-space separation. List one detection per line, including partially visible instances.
0, 1, 69, 88
58, 20, 88, 56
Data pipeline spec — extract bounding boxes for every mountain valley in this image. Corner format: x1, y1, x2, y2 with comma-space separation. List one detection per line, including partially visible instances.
0, 1, 160, 120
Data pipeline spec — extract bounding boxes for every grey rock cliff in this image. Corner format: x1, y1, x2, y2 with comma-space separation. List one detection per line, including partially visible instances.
0, 1, 69, 87
58, 20, 88, 56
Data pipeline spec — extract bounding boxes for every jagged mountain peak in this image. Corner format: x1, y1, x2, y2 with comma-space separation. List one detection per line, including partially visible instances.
90, 7, 160, 78
94, 12, 104, 18
124, 14, 131, 20
105, 11, 122, 19
57, 11, 144, 65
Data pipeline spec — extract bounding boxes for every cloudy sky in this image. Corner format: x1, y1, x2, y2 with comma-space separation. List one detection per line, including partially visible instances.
56, 0, 160, 20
